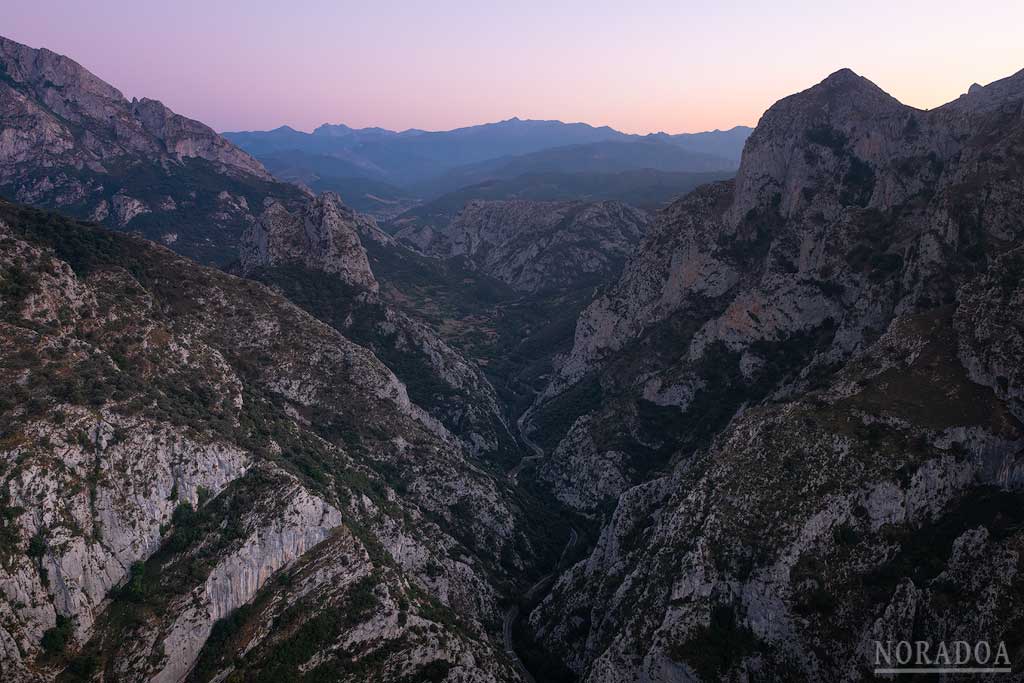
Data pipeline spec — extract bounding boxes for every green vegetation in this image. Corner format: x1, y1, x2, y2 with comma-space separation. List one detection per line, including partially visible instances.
805, 125, 849, 153
862, 487, 1024, 598
41, 615, 75, 655
513, 614, 577, 682
250, 264, 461, 406
199, 574, 383, 683
531, 373, 603, 451
668, 603, 761, 679
840, 155, 876, 207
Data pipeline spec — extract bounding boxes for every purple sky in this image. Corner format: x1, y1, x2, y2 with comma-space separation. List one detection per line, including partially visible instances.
5, 1, 1023, 134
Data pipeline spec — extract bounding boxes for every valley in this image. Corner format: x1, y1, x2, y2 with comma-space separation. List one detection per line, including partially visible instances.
1, 27, 1024, 683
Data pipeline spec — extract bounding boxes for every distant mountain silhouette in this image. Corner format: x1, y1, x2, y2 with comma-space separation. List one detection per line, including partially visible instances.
655, 125, 753, 160
224, 119, 751, 192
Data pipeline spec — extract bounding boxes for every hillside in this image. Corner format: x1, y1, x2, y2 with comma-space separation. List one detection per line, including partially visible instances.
522, 67, 1024, 680
0, 199, 563, 681
0, 35, 307, 264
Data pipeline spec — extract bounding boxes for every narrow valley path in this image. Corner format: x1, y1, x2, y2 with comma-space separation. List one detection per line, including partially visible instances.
503, 525, 579, 682
508, 411, 544, 482
503, 409, 580, 680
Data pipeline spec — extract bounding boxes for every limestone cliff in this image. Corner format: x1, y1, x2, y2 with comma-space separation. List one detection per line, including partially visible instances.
241, 192, 380, 292
0, 202, 532, 681
525, 67, 1024, 681
0, 34, 305, 264
394, 199, 649, 293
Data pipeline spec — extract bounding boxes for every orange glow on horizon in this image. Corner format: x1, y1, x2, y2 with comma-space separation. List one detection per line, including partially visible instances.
3, 1, 1022, 135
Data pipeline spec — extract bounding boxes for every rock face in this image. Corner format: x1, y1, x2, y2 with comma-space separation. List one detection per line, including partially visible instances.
394, 199, 649, 293
0, 202, 535, 681
238, 192, 518, 464
0, 34, 306, 264
241, 192, 380, 292
525, 67, 1024, 680
0, 36, 268, 179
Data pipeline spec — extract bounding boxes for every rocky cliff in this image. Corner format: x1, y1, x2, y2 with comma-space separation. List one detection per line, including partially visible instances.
523, 67, 1024, 680
0, 201, 536, 681
394, 199, 649, 293
240, 192, 381, 292
0, 35, 306, 264
237, 192, 520, 465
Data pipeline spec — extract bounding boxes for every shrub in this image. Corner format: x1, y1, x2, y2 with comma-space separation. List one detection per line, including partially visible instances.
41, 615, 74, 654
668, 603, 760, 679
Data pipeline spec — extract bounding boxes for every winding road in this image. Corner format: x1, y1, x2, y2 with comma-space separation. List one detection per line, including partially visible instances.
508, 412, 545, 483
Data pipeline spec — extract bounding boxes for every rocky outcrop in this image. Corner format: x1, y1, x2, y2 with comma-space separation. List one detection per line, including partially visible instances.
238, 192, 518, 463
0, 35, 268, 180
394, 199, 650, 293
240, 192, 379, 291
0, 412, 249, 671
123, 473, 344, 683
525, 67, 1024, 680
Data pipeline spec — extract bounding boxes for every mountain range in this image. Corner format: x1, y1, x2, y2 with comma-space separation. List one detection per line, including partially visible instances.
2, 30, 1024, 683
224, 118, 750, 177
223, 119, 751, 214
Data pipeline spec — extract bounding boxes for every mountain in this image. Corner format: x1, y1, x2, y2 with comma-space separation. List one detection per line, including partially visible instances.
392, 199, 649, 294
412, 139, 737, 198
6, 28, 1023, 683
0, 35, 307, 265
384, 170, 733, 227
224, 120, 750, 194
312, 122, 409, 143
0, 197, 570, 681
240, 192, 381, 291
657, 124, 753, 161
255, 150, 418, 218
224, 118, 632, 185
218, 123, 408, 157
236, 192, 522, 465
521, 67, 1024, 679
258, 148, 387, 184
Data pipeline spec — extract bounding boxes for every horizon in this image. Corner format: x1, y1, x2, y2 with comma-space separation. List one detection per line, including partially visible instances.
230, 117, 755, 137
4, 1, 1023, 136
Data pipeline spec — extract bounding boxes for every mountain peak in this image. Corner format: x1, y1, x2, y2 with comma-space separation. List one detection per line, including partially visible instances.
820, 67, 860, 85
728, 68, 909, 226
811, 67, 898, 103
312, 122, 354, 136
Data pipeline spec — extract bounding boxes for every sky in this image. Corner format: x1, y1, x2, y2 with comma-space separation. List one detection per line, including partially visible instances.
5, 1, 1023, 135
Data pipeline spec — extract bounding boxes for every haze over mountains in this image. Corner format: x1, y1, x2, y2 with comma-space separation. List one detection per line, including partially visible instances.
223, 119, 750, 217
2, 30, 1024, 683
223, 118, 749, 183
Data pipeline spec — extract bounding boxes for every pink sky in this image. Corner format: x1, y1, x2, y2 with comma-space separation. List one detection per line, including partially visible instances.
5, 1, 1023, 134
